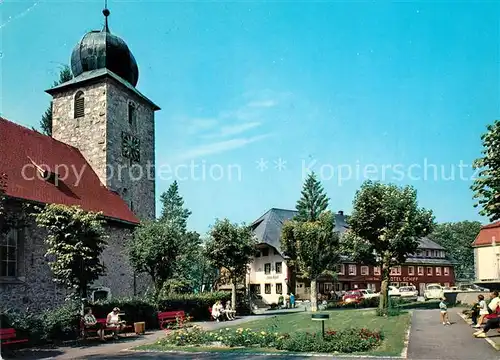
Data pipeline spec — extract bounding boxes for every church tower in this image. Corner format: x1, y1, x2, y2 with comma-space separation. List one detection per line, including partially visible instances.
47, 7, 159, 220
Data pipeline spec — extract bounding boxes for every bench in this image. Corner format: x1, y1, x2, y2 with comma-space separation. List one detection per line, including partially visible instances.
80, 318, 133, 339
0, 328, 28, 346
157, 311, 187, 330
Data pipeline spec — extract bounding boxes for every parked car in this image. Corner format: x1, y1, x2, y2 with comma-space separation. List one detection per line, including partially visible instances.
388, 286, 401, 297
424, 283, 444, 300
359, 289, 380, 299
458, 284, 490, 292
398, 286, 418, 298
342, 290, 363, 303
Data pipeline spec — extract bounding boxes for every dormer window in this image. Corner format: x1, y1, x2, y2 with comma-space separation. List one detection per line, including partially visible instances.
74, 91, 85, 118
128, 102, 136, 131
28, 157, 59, 185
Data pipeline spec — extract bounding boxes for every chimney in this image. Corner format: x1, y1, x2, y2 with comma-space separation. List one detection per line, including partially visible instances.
338, 210, 344, 216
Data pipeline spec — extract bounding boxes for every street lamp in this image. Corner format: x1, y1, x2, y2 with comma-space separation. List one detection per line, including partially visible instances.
311, 313, 329, 338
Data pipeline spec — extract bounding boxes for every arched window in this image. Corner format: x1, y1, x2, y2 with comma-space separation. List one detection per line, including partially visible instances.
74, 91, 85, 118
128, 102, 137, 131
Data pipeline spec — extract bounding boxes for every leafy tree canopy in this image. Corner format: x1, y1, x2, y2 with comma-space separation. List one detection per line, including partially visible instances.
343, 181, 434, 312
204, 219, 256, 308
282, 210, 341, 279
429, 221, 481, 280
281, 210, 341, 311
33, 204, 107, 297
472, 119, 500, 221
128, 220, 183, 293
295, 172, 329, 222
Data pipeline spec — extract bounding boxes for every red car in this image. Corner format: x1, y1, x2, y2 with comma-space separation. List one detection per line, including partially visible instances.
342, 290, 363, 303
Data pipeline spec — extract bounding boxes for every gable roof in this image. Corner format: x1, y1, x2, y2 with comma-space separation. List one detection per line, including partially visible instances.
250, 208, 349, 255
473, 221, 500, 247
417, 237, 445, 250
0, 118, 139, 224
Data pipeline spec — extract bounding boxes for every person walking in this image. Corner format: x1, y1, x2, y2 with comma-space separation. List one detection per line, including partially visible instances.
475, 295, 489, 328
439, 297, 451, 325
290, 293, 295, 308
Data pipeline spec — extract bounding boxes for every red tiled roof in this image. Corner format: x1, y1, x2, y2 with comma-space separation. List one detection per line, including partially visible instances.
472, 221, 500, 247
0, 117, 139, 224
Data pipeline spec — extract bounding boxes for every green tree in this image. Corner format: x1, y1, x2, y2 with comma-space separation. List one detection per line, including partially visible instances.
40, 65, 73, 136
281, 210, 341, 312
158, 181, 201, 289
159, 181, 192, 230
472, 119, 500, 221
168, 230, 202, 291
295, 172, 329, 222
343, 181, 434, 314
128, 220, 184, 295
33, 204, 108, 298
429, 221, 481, 280
204, 219, 256, 309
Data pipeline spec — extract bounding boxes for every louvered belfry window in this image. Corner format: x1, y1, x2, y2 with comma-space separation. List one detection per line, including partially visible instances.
74, 91, 85, 118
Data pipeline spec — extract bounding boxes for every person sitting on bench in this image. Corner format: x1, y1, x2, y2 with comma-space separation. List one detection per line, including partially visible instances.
106, 307, 125, 339
211, 301, 223, 322
224, 300, 236, 320
83, 307, 104, 341
473, 314, 500, 338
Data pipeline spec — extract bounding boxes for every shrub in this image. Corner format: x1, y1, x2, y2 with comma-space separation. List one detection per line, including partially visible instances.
277, 328, 382, 353
89, 297, 158, 330
156, 326, 382, 353
40, 300, 82, 341
157, 292, 231, 321
0, 308, 44, 344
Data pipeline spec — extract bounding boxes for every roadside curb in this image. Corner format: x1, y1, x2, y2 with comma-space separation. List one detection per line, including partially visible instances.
456, 312, 500, 351
401, 310, 412, 359
122, 348, 404, 358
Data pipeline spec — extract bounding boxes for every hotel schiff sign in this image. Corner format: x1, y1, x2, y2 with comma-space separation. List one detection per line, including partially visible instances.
365, 276, 421, 282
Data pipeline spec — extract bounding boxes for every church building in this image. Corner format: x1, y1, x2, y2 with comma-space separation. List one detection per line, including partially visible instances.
0, 8, 159, 310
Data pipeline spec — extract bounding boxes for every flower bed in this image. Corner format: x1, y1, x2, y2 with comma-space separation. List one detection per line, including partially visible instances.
155, 326, 383, 353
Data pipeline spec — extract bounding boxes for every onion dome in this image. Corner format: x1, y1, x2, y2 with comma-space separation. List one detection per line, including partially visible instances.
70, 8, 139, 87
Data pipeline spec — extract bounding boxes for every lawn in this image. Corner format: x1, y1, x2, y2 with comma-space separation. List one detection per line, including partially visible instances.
137, 309, 411, 356
225, 309, 411, 356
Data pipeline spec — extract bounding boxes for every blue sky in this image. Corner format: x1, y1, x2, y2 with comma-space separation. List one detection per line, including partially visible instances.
1, 1, 499, 235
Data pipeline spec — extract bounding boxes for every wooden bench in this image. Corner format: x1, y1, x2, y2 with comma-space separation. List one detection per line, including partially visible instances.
80, 318, 133, 339
157, 311, 187, 330
0, 328, 28, 346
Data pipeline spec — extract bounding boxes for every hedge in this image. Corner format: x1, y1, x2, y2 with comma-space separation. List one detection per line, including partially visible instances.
157, 292, 232, 321
0, 292, 239, 344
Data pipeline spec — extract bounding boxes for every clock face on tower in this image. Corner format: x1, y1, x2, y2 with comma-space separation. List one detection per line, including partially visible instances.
121, 131, 140, 162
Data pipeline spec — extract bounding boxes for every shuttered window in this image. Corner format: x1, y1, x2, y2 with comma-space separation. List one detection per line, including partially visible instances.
74, 91, 85, 118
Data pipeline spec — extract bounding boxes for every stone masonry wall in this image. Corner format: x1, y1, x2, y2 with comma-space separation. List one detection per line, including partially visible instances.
0, 217, 67, 312
92, 222, 151, 297
51, 82, 108, 186
50, 77, 156, 221
0, 215, 151, 312
106, 79, 156, 221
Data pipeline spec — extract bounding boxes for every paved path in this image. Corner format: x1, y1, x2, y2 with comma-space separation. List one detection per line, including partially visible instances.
4, 309, 498, 359
3, 314, 285, 360
407, 309, 498, 360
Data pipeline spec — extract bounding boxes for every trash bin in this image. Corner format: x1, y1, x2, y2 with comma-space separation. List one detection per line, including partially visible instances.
134, 322, 145, 335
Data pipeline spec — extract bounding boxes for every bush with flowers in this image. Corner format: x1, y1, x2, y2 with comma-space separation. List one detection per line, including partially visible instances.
155, 326, 382, 353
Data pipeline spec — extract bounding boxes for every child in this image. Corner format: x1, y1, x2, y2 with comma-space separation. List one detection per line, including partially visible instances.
475, 294, 489, 328
439, 297, 451, 325
470, 301, 480, 326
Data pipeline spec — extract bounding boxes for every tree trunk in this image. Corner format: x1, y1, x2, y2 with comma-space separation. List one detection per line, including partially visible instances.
231, 275, 237, 310
310, 278, 318, 312
378, 263, 390, 313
